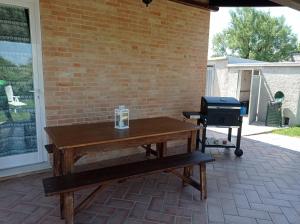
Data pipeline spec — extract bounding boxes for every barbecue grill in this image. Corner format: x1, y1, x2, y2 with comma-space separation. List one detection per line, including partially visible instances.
201, 97, 241, 126
183, 96, 244, 157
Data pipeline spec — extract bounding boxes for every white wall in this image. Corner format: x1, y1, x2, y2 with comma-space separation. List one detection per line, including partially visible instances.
208, 59, 240, 97
259, 67, 300, 125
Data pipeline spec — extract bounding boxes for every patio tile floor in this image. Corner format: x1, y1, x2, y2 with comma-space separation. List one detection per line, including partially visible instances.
1, 131, 300, 224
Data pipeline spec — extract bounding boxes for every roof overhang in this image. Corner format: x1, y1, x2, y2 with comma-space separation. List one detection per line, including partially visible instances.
167, 0, 300, 11
270, 0, 300, 11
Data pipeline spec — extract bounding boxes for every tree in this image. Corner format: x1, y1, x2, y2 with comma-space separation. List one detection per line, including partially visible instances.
212, 8, 298, 62
0, 56, 33, 96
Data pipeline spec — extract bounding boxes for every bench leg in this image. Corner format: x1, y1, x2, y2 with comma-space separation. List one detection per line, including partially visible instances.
200, 163, 207, 200
64, 192, 74, 224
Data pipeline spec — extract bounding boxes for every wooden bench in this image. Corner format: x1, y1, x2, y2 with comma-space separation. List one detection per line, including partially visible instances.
43, 151, 214, 224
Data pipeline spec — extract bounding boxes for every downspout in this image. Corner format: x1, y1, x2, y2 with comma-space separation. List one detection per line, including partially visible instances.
236, 70, 241, 99
256, 70, 262, 122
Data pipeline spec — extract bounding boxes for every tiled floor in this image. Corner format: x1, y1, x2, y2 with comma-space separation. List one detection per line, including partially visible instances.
1, 131, 300, 224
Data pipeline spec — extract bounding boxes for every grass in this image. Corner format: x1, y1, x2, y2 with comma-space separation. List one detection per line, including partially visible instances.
272, 126, 300, 138
0, 99, 34, 123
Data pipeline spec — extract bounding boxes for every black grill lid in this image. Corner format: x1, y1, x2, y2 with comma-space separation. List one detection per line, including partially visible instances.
202, 97, 240, 107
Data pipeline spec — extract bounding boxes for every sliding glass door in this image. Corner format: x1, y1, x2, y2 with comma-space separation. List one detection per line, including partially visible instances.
0, 0, 45, 170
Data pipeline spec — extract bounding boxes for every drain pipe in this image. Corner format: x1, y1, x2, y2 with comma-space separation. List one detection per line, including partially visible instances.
256, 70, 262, 122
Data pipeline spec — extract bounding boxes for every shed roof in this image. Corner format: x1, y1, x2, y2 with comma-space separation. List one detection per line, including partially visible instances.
228, 62, 300, 68
208, 56, 263, 64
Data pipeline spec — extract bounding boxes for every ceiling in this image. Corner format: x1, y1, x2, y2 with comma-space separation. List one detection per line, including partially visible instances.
168, 0, 300, 11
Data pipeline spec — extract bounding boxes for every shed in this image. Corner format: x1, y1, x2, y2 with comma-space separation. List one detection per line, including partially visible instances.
207, 57, 300, 126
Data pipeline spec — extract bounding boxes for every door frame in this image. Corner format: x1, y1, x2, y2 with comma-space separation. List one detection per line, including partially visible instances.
0, 0, 47, 170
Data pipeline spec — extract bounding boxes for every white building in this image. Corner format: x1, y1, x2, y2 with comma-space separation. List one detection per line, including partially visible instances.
207, 56, 300, 126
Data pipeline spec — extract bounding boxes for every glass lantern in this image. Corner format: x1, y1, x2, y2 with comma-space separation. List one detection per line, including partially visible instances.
115, 105, 129, 129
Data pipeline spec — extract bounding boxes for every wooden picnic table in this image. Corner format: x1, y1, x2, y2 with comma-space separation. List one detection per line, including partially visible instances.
44, 116, 200, 223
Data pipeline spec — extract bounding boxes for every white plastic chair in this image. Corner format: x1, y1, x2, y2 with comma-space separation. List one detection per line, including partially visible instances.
5, 85, 27, 107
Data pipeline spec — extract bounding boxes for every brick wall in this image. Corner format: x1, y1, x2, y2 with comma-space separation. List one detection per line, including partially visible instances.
40, 0, 210, 126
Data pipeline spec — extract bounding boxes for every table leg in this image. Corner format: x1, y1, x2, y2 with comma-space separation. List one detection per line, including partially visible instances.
53, 147, 62, 176
184, 131, 196, 181
64, 192, 74, 224
156, 142, 167, 158
200, 163, 207, 200
53, 147, 65, 219
146, 144, 151, 157
62, 148, 75, 224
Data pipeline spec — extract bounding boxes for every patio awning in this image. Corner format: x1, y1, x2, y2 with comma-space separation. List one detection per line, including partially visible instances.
168, 0, 300, 11
270, 0, 300, 11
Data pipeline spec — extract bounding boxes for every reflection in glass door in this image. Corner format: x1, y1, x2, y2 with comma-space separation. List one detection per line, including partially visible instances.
0, 2, 44, 170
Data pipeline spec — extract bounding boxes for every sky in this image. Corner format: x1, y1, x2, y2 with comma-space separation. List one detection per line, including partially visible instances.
208, 7, 300, 57
0, 41, 32, 65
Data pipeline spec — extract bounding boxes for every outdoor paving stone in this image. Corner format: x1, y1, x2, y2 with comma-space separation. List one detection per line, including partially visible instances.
280, 206, 300, 224
255, 186, 272, 198
224, 214, 257, 224
124, 193, 151, 204
291, 201, 300, 213
148, 197, 164, 212
209, 191, 233, 200
244, 190, 262, 203
264, 182, 281, 193
108, 208, 130, 224
163, 206, 193, 217
271, 193, 300, 202
23, 206, 53, 224
260, 197, 292, 207
250, 203, 282, 213
233, 194, 250, 209
192, 211, 208, 224
111, 186, 130, 199
129, 203, 147, 219
126, 219, 157, 224
10, 202, 39, 214
207, 198, 224, 223
178, 200, 206, 212
165, 192, 179, 206
230, 183, 255, 191
220, 198, 238, 215
175, 216, 191, 224
106, 198, 135, 209
144, 210, 175, 224
39, 215, 64, 224
256, 220, 274, 224
0, 209, 10, 220
237, 208, 270, 220
90, 215, 109, 224
269, 213, 290, 224
74, 212, 96, 224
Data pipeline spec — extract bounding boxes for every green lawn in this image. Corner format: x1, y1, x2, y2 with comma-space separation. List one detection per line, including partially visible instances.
272, 126, 300, 138
0, 99, 34, 123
